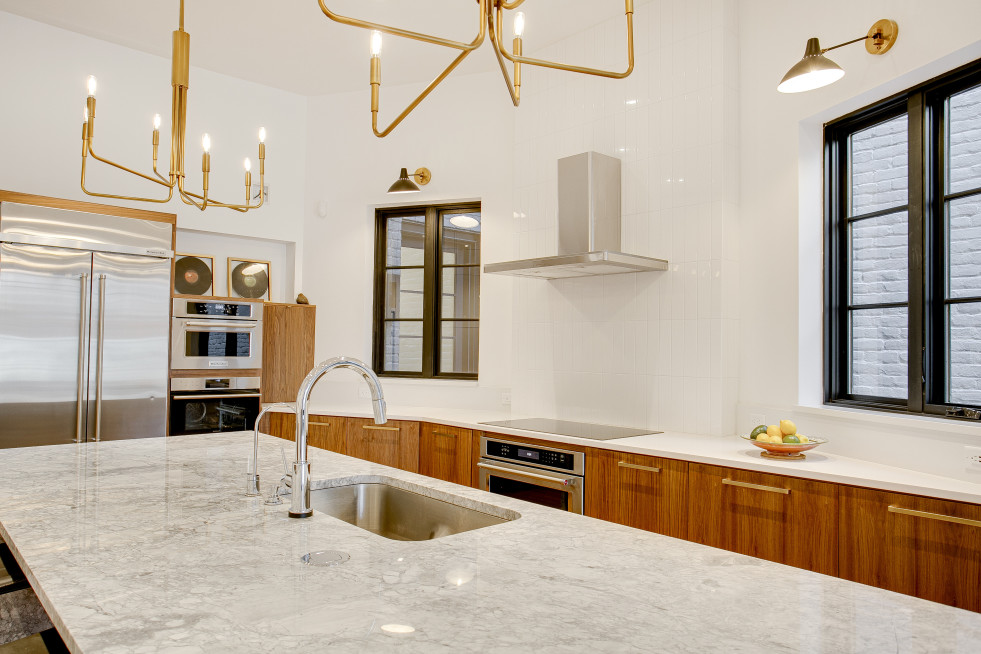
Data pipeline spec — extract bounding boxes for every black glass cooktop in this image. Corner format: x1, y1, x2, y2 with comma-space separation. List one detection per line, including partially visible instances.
478, 418, 660, 441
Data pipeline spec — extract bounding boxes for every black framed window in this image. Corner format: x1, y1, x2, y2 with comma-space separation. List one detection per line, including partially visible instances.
373, 202, 480, 379
825, 59, 981, 420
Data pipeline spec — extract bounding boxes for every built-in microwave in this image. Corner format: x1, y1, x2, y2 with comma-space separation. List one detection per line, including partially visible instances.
171, 299, 263, 371
477, 436, 585, 514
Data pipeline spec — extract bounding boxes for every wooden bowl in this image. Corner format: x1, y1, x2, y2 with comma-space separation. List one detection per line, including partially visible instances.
740, 434, 827, 460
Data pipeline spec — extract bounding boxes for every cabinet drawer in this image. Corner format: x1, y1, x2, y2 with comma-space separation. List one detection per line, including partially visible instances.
585, 449, 688, 539
839, 485, 981, 612
419, 423, 473, 486
345, 418, 419, 472
307, 415, 345, 454
688, 463, 838, 575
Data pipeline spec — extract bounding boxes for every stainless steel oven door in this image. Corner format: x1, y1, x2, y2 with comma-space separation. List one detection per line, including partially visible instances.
171, 318, 262, 370
477, 458, 584, 514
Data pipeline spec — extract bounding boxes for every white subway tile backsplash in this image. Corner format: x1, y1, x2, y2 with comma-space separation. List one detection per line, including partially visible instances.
511, 1, 738, 434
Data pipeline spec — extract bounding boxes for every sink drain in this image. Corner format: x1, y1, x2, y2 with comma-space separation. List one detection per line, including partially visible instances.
301, 550, 351, 566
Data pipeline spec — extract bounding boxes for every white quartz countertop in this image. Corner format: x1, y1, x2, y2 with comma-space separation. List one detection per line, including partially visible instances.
274, 404, 981, 505
1, 433, 980, 653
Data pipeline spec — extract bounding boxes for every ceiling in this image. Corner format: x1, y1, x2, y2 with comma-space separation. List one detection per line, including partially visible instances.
0, 0, 633, 96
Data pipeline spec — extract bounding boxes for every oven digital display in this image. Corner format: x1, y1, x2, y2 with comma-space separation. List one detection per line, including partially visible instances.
185, 301, 252, 318
517, 448, 539, 461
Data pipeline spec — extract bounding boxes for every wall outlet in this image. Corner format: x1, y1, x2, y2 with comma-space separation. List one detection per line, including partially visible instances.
966, 446, 981, 471
500, 390, 512, 407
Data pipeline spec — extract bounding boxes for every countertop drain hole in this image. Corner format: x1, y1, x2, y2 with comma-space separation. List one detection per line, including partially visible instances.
302, 550, 350, 566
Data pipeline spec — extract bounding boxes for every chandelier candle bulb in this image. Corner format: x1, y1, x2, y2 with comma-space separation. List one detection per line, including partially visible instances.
513, 12, 525, 38
370, 30, 383, 57
86, 75, 97, 97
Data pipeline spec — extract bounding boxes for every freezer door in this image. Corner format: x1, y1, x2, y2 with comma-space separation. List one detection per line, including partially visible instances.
88, 252, 170, 441
0, 243, 93, 448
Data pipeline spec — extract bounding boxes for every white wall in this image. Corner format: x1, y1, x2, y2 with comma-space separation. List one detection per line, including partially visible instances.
738, 0, 981, 481
299, 71, 515, 410
508, 0, 741, 435
175, 229, 294, 302
0, 11, 308, 251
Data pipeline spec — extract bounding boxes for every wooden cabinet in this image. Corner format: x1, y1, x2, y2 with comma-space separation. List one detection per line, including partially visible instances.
261, 303, 316, 403
419, 423, 473, 486
307, 415, 346, 454
688, 463, 838, 576
585, 449, 688, 539
839, 485, 981, 612
266, 411, 295, 441
345, 418, 419, 472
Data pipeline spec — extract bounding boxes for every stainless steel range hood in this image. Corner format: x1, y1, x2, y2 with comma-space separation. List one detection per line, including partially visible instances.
484, 152, 668, 279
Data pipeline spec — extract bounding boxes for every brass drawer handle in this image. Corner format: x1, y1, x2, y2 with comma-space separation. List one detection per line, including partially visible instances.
363, 425, 400, 432
888, 505, 981, 528
722, 478, 789, 495
618, 461, 659, 473
433, 431, 457, 438
309, 420, 331, 426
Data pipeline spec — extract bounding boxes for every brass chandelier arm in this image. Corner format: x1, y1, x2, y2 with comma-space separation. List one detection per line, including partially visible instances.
493, 1, 635, 79
85, 141, 174, 189
499, 0, 527, 9
177, 176, 263, 213
81, 155, 175, 204
487, 9, 519, 106
318, 0, 487, 52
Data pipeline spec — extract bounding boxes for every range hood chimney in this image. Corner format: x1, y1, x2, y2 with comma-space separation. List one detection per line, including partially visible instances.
484, 152, 668, 279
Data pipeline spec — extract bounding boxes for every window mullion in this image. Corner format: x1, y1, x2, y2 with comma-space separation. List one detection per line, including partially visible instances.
908, 92, 926, 413
422, 207, 438, 378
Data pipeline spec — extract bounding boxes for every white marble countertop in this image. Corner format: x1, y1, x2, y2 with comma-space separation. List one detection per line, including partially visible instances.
1, 432, 980, 653
273, 404, 981, 505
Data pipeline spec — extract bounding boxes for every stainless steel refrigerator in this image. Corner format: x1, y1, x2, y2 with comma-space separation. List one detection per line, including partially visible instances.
0, 200, 172, 448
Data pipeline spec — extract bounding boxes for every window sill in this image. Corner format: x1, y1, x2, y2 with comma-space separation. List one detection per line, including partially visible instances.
795, 403, 981, 438
376, 377, 480, 388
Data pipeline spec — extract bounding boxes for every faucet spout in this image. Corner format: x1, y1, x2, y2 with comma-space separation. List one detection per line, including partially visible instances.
247, 402, 295, 497
289, 356, 386, 518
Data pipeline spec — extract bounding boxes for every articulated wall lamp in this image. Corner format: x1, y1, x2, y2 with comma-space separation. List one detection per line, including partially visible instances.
777, 19, 898, 93
387, 167, 432, 194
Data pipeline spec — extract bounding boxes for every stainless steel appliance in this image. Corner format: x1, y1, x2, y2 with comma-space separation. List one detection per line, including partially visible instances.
171, 299, 263, 371
169, 377, 261, 435
479, 417, 660, 441
478, 436, 585, 514
0, 201, 172, 448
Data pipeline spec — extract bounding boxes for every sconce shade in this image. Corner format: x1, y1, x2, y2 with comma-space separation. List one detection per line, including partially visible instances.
777, 37, 845, 93
387, 168, 421, 194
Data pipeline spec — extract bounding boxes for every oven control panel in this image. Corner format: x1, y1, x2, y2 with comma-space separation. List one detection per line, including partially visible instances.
484, 439, 579, 472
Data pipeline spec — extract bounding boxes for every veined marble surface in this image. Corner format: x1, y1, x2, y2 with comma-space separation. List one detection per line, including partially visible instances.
1, 432, 980, 653
272, 403, 981, 504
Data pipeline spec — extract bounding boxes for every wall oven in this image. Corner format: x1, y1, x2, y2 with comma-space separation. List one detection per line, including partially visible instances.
477, 436, 585, 514
171, 299, 262, 371
169, 377, 261, 435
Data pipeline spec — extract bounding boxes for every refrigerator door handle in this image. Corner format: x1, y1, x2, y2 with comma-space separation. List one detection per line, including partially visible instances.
75, 273, 89, 443
94, 274, 107, 442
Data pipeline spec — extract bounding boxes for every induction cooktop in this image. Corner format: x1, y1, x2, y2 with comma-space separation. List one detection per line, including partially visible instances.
478, 418, 661, 441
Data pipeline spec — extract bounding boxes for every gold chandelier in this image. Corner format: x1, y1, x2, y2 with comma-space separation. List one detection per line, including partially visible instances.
318, 0, 635, 137
80, 0, 265, 212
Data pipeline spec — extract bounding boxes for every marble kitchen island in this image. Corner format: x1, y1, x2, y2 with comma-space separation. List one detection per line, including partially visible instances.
1, 433, 979, 653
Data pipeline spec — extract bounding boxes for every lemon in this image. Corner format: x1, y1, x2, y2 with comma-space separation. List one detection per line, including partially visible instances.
780, 419, 797, 436
750, 425, 767, 439
766, 425, 782, 439
798, 434, 809, 443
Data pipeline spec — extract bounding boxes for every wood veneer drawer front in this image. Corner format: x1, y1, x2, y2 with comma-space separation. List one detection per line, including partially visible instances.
345, 418, 419, 473
307, 415, 346, 454
688, 463, 838, 576
839, 486, 981, 612
267, 412, 295, 441
419, 423, 473, 486
585, 449, 688, 539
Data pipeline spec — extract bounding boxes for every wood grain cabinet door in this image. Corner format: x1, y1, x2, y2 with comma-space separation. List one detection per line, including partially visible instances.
260, 303, 316, 403
345, 419, 420, 472
306, 415, 346, 454
839, 486, 981, 612
688, 463, 838, 576
585, 449, 688, 539
266, 412, 295, 441
419, 423, 473, 485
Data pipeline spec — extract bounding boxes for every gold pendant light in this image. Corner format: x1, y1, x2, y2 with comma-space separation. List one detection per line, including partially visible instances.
80, 0, 265, 212
318, 0, 636, 137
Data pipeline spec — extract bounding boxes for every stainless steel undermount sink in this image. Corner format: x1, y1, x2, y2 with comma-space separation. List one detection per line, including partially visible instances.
309, 483, 512, 541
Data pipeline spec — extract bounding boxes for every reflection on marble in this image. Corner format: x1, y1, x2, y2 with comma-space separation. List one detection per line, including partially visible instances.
0, 586, 52, 645
0, 432, 980, 653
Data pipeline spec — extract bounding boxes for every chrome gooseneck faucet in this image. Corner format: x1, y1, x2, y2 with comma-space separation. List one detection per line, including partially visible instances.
289, 356, 387, 518
247, 402, 295, 497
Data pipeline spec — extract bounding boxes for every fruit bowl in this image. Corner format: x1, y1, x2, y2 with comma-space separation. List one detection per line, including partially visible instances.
740, 434, 827, 460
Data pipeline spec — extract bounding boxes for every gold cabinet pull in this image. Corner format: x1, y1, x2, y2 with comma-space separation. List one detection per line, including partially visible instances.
618, 461, 659, 473
888, 505, 981, 528
432, 431, 457, 439
363, 425, 400, 432
309, 419, 331, 426
722, 478, 789, 495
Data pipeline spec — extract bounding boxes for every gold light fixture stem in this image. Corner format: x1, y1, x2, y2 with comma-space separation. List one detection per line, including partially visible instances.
488, 8, 519, 106
318, 0, 485, 52
499, 0, 526, 8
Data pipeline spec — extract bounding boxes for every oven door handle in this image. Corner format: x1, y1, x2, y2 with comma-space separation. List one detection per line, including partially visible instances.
171, 393, 262, 400
476, 462, 577, 487
182, 320, 258, 329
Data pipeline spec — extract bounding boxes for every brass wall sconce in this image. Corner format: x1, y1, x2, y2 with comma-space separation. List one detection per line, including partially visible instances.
387, 167, 432, 194
318, 0, 635, 137
777, 19, 899, 93
80, 0, 266, 212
